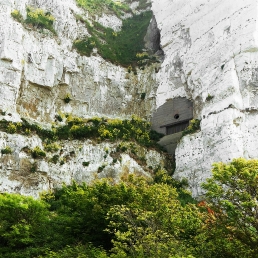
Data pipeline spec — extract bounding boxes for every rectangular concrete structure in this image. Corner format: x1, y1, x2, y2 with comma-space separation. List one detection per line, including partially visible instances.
151, 97, 193, 154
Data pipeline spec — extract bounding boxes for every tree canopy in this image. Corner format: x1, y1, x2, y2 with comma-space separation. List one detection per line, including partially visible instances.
0, 159, 258, 257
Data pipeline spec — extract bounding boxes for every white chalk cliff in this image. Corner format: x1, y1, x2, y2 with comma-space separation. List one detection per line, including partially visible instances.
153, 0, 258, 196
1, 0, 258, 197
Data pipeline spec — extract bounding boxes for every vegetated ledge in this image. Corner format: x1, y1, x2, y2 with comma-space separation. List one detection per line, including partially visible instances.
73, 11, 158, 67
11, 7, 57, 36
0, 115, 165, 151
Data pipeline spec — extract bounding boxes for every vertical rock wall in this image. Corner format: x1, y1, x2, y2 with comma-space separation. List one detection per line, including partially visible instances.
0, 0, 166, 197
152, 0, 258, 196
0, 0, 158, 125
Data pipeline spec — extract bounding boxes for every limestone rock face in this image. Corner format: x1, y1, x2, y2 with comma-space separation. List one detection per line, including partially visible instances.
0, 0, 163, 196
0, 131, 166, 198
152, 0, 258, 196
0, 0, 158, 124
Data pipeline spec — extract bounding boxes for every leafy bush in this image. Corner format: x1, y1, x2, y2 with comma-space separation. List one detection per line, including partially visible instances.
206, 94, 214, 101
31, 146, 46, 159
25, 7, 56, 34
7, 123, 17, 134
76, 0, 130, 16
1, 146, 12, 155
11, 10, 23, 23
82, 161, 90, 166
50, 155, 59, 164
200, 158, 258, 257
182, 119, 201, 137
140, 92, 146, 100
0, 115, 164, 150
63, 94, 72, 103
1, 159, 258, 257
44, 143, 60, 152
73, 37, 96, 57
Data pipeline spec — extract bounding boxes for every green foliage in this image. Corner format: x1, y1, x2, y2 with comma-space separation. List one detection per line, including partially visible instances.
7, 123, 17, 134
25, 7, 56, 34
30, 162, 37, 173
31, 146, 46, 159
11, 10, 23, 23
1, 158, 258, 257
41, 244, 108, 258
1, 146, 12, 155
11, 7, 56, 35
76, 0, 130, 16
50, 155, 59, 164
140, 92, 146, 100
73, 11, 153, 66
44, 142, 60, 152
73, 37, 96, 57
0, 115, 164, 150
200, 158, 258, 257
182, 119, 201, 137
63, 94, 72, 103
0, 193, 49, 257
82, 161, 90, 166
206, 94, 214, 101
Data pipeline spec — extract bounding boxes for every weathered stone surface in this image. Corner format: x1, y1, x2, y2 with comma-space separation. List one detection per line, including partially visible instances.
0, 0, 163, 196
0, 0, 159, 124
0, 131, 166, 197
152, 0, 258, 196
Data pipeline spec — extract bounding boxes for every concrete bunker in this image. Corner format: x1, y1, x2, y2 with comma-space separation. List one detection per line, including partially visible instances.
151, 97, 193, 154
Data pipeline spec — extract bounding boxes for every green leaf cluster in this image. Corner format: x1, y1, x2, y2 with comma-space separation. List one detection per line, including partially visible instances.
11, 7, 56, 35
200, 158, 258, 257
76, 0, 131, 17
182, 119, 201, 137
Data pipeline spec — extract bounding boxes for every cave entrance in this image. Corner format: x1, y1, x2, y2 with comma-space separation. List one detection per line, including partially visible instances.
151, 97, 193, 154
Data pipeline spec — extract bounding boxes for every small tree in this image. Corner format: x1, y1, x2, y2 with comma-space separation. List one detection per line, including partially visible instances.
201, 158, 258, 258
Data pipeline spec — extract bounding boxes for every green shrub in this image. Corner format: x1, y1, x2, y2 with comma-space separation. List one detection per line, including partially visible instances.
73, 37, 96, 57
140, 92, 146, 100
11, 10, 23, 23
31, 146, 46, 159
63, 94, 72, 103
76, 0, 130, 16
30, 162, 37, 173
82, 161, 90, 166
25, 7, 56, 34
98, 164, 106, 173
1, 146, 12, 155
7, 123, 17, 134
44, 143, 60, 152
206, 94, 214, 101
182, 119, 201, 137
50, 154, 59, 164
0, 115, 164, 150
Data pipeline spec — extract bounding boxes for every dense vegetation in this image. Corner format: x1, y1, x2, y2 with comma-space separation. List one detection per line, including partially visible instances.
76, 0, 131, 16
0, 158, 257, 257
11, 7, 56, 34
73, 11, 153, 66
0, 115, 164, 149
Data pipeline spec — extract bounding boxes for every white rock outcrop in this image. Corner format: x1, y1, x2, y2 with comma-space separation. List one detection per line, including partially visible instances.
0, 131, 166, 197
0, 0, 162, 196
0, 0, 158, 124
152, 0, 258, 196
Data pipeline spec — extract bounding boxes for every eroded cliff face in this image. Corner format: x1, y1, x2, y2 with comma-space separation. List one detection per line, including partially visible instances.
2, 0, 258, 198
0, 0, 169, 197
152, 0, 258, 196
0, 0, 157, 124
